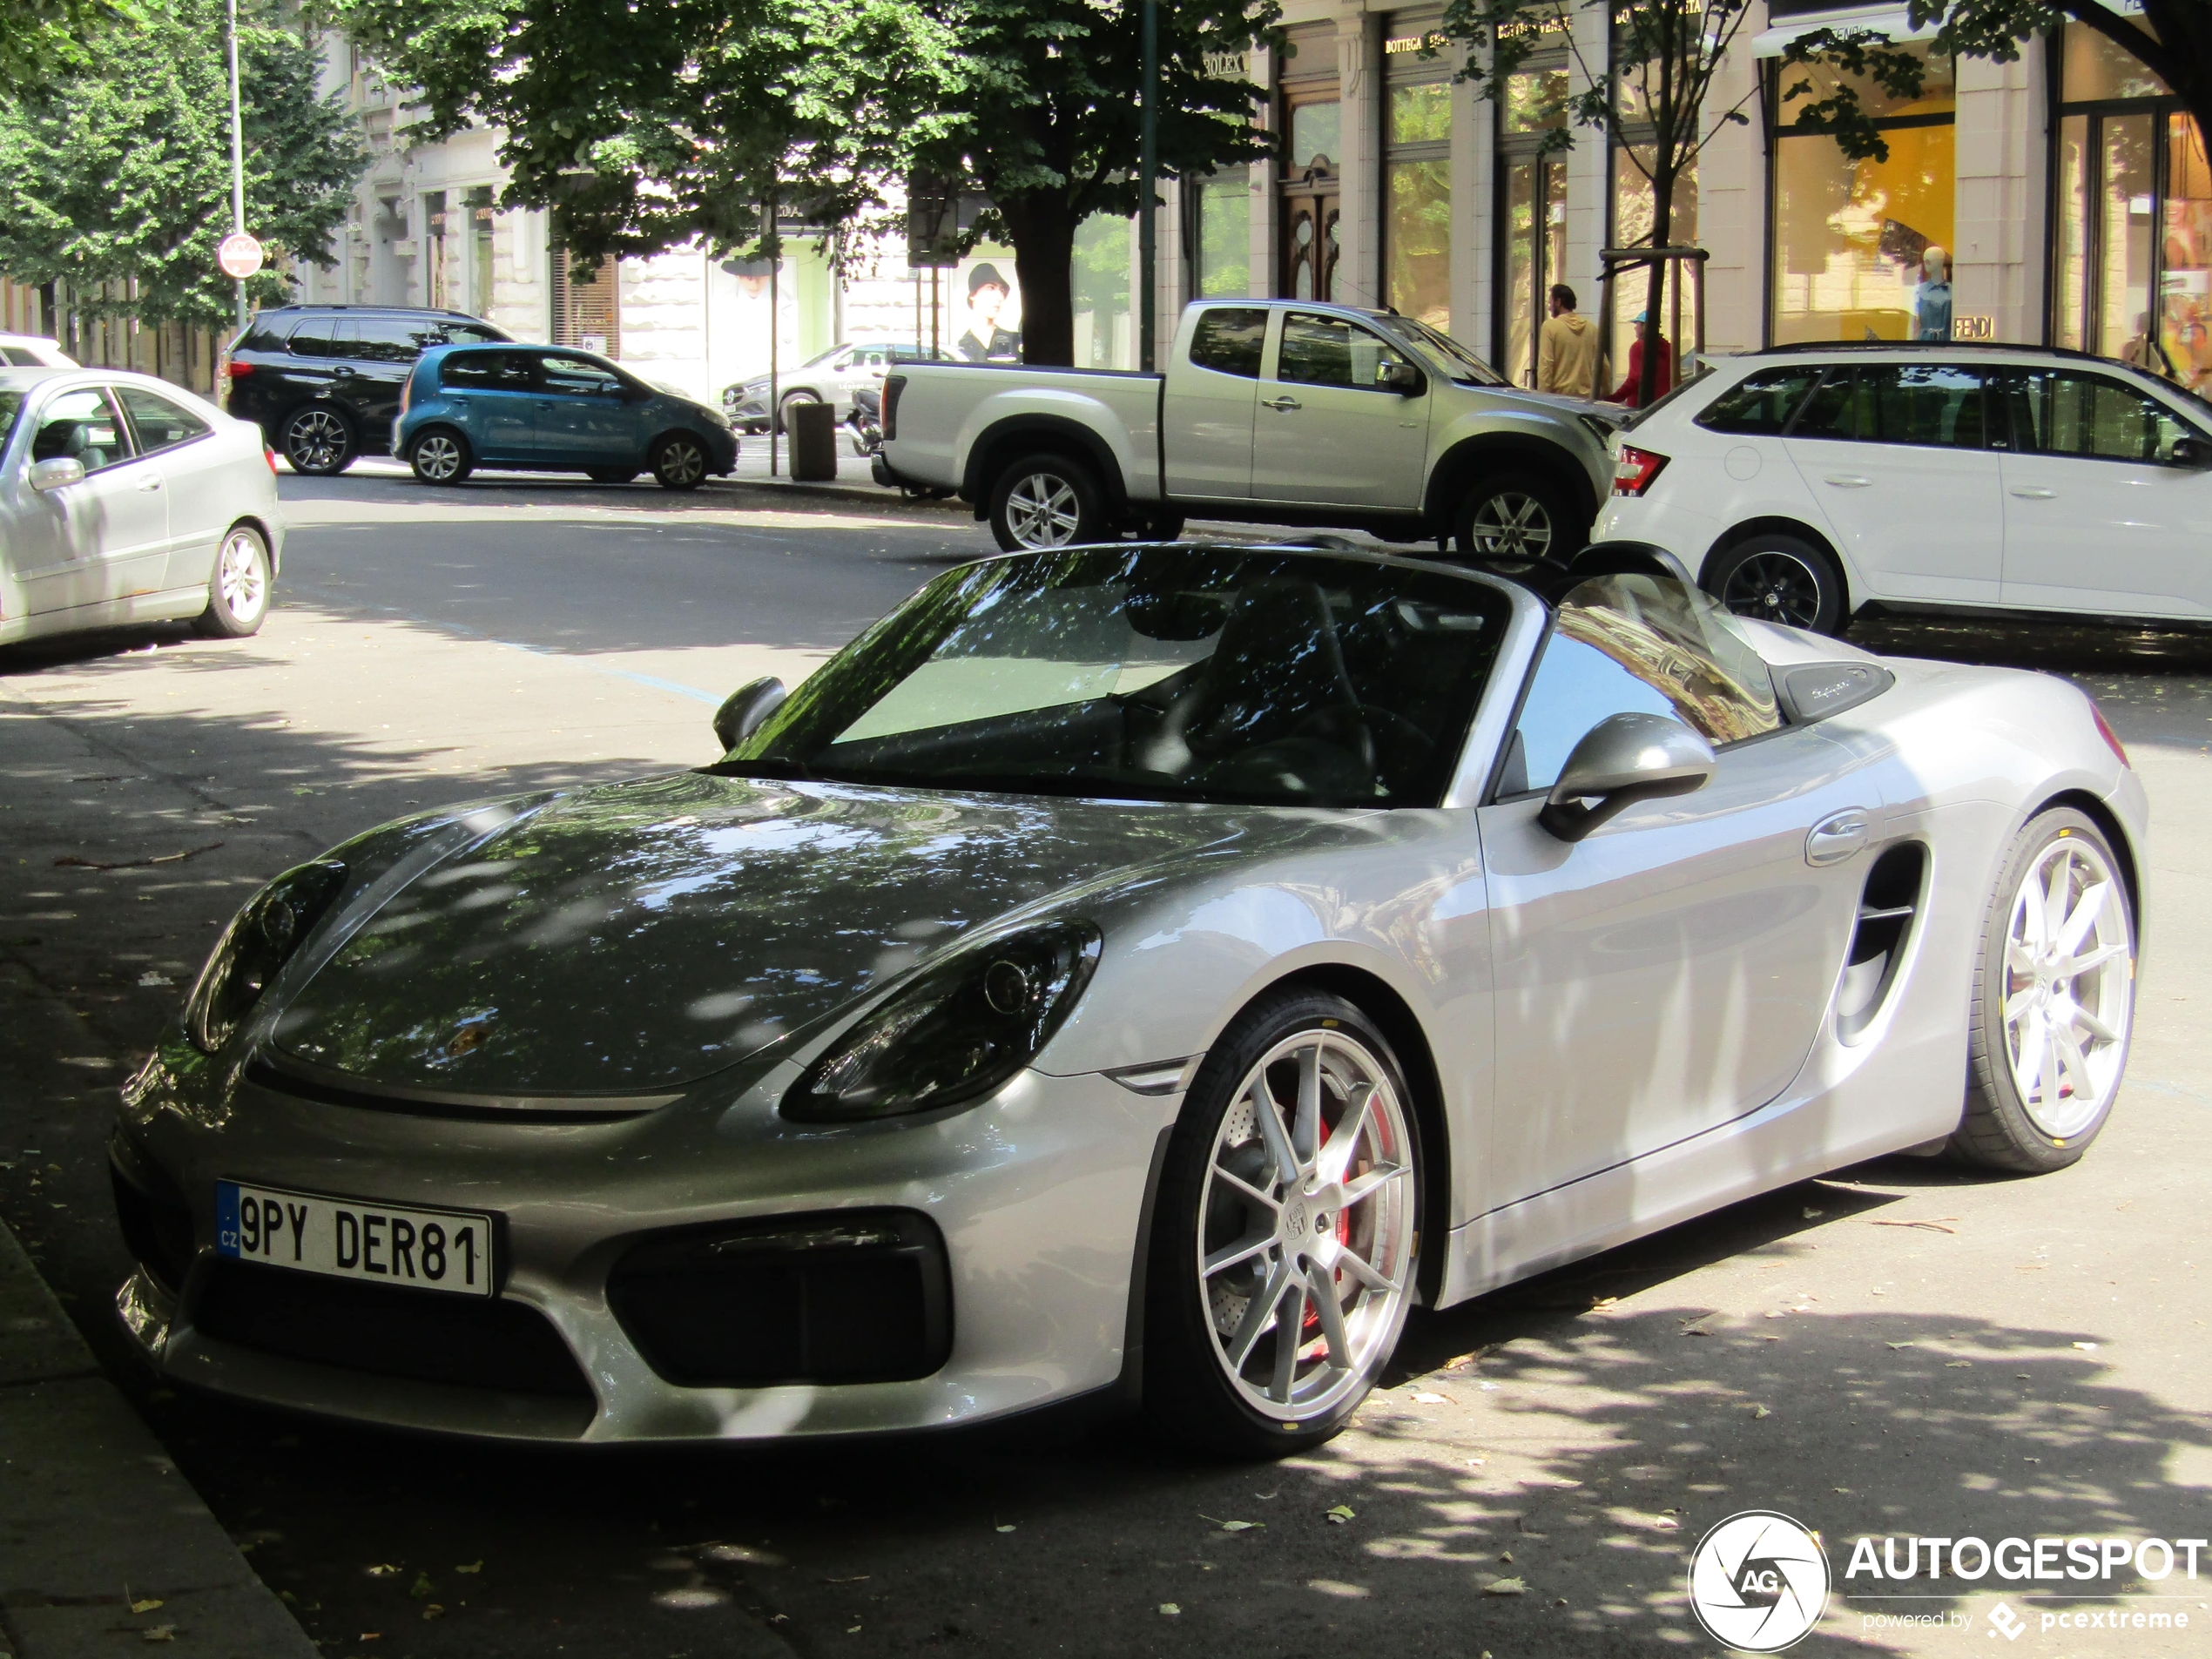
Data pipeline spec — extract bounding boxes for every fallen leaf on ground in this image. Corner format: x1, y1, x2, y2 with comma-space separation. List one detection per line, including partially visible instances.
141, 1626, 175, 1643
409, 1571, 435, 1599
365, 1565, 401, 1577
1483, 1577, 1527, 1596
422, 1605, 445, 1621
1871, 1218, 1959, 1234
823, 1575, 869, 1584
1946, 1360, 1973, 1368
1499, 1551, 1514, 1563
995, 1525, 1015, 1534
1218, 1520, 1260, 1532
1159, 1603, 1182, 1616
1325, 1506, 1356, 1524
131, 1599, 164, 1615
1885, 1341, 1913, 1350
2073, 1341, 2099, 1352
1411, 1392, 1450, 1405
1752, 1405, 1773, 1419
455, 1561, 482, 1575
137, 972, 172, 987
1802, 1207, 1824, 1219
1679, 1313, 1720, 1337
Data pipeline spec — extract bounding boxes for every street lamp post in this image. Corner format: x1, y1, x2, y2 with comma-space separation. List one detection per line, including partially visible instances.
1137, 0, 1157, 374
226, 0, 247, 332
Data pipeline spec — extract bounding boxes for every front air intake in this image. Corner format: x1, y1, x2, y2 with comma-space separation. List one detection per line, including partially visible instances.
1837, 842, 1927, 1042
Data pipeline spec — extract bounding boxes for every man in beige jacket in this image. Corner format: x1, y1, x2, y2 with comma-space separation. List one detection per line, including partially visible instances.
1536, 283, 1600, 398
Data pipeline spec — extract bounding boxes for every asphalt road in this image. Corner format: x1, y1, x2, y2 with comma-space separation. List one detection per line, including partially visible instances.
3, 470, 2211, 1658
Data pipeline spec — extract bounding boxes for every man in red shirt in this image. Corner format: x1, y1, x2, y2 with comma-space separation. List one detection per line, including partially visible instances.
1607, 312, 1674, 408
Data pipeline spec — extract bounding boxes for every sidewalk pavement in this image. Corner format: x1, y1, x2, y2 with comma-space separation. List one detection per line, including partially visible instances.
0, 1218, 315, 1659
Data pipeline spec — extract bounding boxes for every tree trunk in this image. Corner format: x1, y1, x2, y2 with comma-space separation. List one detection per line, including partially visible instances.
1638, 170, 1673, 409
1000, 194, 1079, 368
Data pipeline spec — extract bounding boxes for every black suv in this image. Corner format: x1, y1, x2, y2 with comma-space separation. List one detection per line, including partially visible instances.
222, 306, 513, 475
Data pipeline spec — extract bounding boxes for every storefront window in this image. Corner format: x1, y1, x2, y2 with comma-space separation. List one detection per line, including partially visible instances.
421, 190, 450, 311
1610, 149, 1698, 375
1387, 82, 1452, 328
1073, 212, 1132, 368
1770, 46, 1955, 344
1498, 57, 1569, 383
1193, 172, 1251, 298
1290, 101, 1341, 173
466, 185, 495, 319
2167, 115, 2212, 390
1506, 69, 1568, 132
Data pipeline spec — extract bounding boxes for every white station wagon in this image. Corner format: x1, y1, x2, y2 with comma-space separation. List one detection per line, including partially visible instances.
1595, 343, 2212, 634
1, 367, 282, 646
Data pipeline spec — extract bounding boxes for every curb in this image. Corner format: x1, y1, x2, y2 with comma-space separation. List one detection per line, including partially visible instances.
0, 1219, 318, 1659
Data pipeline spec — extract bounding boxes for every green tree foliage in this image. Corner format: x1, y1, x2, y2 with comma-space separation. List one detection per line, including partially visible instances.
1442, 0, 1765, 403
0, 0, 367, 326
335, 0, 1280, 366
0, 0, 141, 102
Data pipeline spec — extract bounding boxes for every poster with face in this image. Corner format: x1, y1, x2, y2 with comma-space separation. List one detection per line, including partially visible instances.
956, 257, 1022, 361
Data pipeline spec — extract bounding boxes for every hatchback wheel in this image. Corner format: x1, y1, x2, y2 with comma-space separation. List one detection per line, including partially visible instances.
194, 523, 273, 638
1705, 533, 1846, 634
280, 406, 355, 475
651, 433, 709, 491
409, 428, 472, 485
1144, 990, 1421, 1456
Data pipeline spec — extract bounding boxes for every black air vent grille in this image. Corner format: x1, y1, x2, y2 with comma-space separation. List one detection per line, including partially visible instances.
1838, 842, 1927, 1042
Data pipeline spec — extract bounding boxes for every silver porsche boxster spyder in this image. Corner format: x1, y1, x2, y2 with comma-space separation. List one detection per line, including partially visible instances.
110, 542, 2145, 1453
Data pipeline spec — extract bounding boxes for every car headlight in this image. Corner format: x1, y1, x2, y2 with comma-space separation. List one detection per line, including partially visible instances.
784, 922, 1102, 1122
700, 404, 733, 431
183, 860, 348, 1053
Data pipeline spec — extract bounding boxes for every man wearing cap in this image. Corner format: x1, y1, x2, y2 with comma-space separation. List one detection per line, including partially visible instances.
1535, 284, 1600, 398
1606, 310, 1673, 408
958, 263, 1022, 362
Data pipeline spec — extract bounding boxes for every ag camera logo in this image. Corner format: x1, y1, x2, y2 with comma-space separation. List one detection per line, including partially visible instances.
1688, 1510, 1831, 1651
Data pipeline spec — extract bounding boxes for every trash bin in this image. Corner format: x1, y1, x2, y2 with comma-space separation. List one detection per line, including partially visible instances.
788, 401, 837, 482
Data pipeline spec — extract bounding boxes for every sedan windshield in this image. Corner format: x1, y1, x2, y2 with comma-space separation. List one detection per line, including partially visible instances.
719, 548, 1514, 807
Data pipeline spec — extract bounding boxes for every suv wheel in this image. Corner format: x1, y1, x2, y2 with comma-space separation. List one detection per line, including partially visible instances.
1453, 475, 1581, 562
1705, 533, 1846, 635
280, 405, 355, 476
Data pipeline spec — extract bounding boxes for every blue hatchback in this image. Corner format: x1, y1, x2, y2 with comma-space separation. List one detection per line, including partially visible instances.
395, 345, 738, 489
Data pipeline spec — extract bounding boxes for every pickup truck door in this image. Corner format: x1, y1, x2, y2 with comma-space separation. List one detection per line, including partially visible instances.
1161, 306, 1267, 501
1250, 311, 1430, 509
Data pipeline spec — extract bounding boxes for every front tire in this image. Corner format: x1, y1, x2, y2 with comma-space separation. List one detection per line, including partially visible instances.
1704, 533, 1847, 635
194, 523, 272, 638
988, 452, 1108, 551
651, 432, 709, 491
1453, 473, 1582, 562
408, 428, 472, 485
280, 405, 355, 476
1143, 990, 1421, 1457
1952, 809, 2136, 1173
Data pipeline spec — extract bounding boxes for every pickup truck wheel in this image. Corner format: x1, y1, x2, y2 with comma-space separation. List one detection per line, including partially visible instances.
990, 453, 1107, 551
1453, 475, 1582, 563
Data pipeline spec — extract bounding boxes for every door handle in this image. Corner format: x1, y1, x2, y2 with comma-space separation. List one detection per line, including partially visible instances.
2009, 486, 2056, 499
332, 366, 355, 379
135, 474, 163, 492
1805, 808, 1872, 867
1261, 395, 1302, 412
1822, 474, 1872, 489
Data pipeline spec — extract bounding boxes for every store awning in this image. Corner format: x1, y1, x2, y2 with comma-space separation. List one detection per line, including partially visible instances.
1752, 3, 1941, 55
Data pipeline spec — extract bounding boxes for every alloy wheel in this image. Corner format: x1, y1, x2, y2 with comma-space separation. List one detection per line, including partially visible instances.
658, 439, 707, 488
1197, 1030, 1415, 1421
2002, 835, 2132, 1138
284, 408, 349, 472
1466, 491, 1554, 558
414, 434, 463, 482
1721, 550, 1824, 629
215, 529, 267, 625
1004, 472, 1081, 548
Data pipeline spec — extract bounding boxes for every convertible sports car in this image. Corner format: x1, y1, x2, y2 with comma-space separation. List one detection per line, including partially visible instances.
109, 542, 2144, 1453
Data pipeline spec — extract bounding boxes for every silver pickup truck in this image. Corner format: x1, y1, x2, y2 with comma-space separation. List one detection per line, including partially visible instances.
875, 299, 1622, 558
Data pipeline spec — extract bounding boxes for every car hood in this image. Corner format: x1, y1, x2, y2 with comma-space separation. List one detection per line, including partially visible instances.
268, 772, 1252, 1098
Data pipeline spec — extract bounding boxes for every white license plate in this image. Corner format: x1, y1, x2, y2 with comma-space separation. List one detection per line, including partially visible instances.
216, 1181, 495, 1298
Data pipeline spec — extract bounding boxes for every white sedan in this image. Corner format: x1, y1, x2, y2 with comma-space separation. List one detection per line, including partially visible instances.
1, 367, 282, 646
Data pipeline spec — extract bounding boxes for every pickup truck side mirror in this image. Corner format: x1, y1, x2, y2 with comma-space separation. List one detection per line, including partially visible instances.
2168, 435, 2212, 469
713, 676, 787, 752
1380, 361, 1426, 397
1537, 711, 1715, 841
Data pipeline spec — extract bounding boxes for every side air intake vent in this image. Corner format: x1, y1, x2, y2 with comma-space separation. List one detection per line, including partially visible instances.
1838, 842, 1927, 1042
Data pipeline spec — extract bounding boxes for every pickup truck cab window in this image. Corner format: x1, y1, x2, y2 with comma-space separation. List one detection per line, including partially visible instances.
1277, 312, 1413, 391
1189, 308, 1267, 379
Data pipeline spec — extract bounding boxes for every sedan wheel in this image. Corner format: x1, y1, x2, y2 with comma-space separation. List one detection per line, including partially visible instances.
409, 429, 471, 485
652, 434, 708, 491
280, 406, 354, 475
1953, 809, 2135, 1171
1146, 991, 1420, 1454
194, 524, 273, 638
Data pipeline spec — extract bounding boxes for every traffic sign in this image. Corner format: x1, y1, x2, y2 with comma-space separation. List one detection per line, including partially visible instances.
219, 232, 264, 280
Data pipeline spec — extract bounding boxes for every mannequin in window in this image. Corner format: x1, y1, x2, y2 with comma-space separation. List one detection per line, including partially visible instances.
1913, 246, 1952, 342
1605, 312, 1672, 408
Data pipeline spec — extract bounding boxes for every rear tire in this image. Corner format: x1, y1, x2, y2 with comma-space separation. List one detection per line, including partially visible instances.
988, 452, 1108, 551
194, 523, 272, 638
1453, 474, 1582, 562
1951, 808, 2136, 1173
1704, 532, 1847, 635
280, 405, 355, 476
1143, 989, 1421, 1458
408, 428, 472, 485
651, 432, 709, 491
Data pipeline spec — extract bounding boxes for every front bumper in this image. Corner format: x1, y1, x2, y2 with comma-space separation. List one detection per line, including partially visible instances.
111, 1048, 1174, 1443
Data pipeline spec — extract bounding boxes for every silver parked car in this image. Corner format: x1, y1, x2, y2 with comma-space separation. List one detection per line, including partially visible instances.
2, 368, 281, 645
111, 543, 2142, 1452
722, 341, 944, 433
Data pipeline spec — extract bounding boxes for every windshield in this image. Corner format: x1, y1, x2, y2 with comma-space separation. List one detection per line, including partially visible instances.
0, 389, 24, 450
718, 548, 1514, 808
1375, 315, 1505, 386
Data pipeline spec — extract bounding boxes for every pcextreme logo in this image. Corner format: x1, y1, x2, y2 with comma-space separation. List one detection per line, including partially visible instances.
1687, 1510, 1832, 1652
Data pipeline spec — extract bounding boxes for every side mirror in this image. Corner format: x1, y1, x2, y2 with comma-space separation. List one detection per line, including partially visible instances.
1381, 361, 1425, 397
1537, 711, 1716, 842
29, 456, 85, 493
2169, 435, 2212, 469
712, 676, 787, 752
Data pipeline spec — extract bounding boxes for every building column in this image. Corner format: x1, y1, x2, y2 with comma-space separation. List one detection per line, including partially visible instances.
1250, 44, 1279, 299
1699, 11, 1769, 354
1954, 41, 2047, 343
1154, 179, 1190, 364
1450, 36, 1492, 354
1335, 6, 1384, 307
1564, 0, 1609, 310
